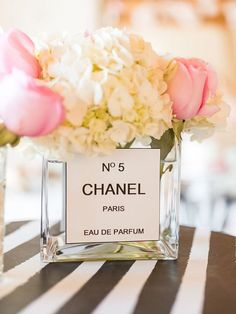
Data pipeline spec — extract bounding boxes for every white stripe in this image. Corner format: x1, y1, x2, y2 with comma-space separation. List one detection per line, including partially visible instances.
19, 261, 105, 314
4, 220, 39, 253
171, 228, 211, 314
0, 254, 47, 299
92, 260, 157, 314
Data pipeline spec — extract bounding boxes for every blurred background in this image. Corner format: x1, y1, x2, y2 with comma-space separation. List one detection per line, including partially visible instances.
1, 0, 236, 235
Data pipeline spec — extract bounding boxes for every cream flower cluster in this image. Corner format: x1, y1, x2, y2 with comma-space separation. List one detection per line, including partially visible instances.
33, 27, 173, 157
184, 93, 230, 141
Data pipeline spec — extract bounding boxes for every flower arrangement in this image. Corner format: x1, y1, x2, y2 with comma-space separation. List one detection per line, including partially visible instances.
0, 27, 229, 157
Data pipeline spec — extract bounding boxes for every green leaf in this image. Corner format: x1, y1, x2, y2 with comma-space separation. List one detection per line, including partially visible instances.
151, 129, 176, 178
0, 123, 20, 147
150, 129, 175, 161
173, 120, 184, 143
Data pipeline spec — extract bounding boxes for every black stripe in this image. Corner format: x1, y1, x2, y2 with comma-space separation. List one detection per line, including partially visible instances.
0, 263, 81, 314
5, 221, 29, 236
4, 236, 39, 272
1, 226, 194, 314
4, 223, 60, 272
57, 260, 135, 314
203, 231, 236, 314
133, 226, 195, 314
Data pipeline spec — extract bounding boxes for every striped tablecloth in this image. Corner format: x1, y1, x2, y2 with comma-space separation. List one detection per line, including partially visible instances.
0, 221, 236, 314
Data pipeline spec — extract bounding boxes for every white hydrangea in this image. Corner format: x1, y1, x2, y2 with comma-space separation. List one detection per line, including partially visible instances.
184, 94, 230, 141
32, 27, 173, 157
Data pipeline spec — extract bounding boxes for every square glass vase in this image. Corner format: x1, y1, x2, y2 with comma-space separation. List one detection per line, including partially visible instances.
0, 147, 6, 275
41, 142, 181, 262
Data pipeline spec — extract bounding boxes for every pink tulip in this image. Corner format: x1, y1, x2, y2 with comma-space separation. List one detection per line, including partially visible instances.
0, 70, 65, 136
167, 58, 219, 120
0, 28, 41, 79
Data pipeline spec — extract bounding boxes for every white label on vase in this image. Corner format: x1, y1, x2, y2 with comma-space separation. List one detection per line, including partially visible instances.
66, 149, 160, 243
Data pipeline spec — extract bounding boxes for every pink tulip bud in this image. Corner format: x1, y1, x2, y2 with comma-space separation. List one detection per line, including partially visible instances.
167, 58, 219, 120
0, 70, 65, 136
0, 28, 41, 79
